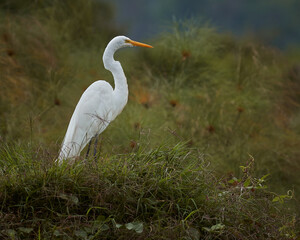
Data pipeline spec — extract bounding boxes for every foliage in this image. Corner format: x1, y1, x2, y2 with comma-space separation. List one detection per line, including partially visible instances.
0, 143, 298, 239
127, 19, 300, 205
0, 0, 120, 142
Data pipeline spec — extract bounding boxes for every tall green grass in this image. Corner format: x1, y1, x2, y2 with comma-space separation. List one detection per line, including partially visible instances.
123, 20, 300, 196
0, 143, 297, 239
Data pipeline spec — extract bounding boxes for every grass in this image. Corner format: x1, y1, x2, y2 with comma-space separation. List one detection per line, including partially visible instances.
0, 1, 300, 239
0, 143, 298, 239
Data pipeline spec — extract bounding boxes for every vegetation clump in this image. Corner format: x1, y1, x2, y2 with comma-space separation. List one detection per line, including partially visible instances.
0, 143, 297, 239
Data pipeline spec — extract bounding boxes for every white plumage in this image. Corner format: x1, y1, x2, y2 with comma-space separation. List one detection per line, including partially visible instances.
57, 36, 153, 162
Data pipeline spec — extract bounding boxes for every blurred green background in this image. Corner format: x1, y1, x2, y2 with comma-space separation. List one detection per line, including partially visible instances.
0, 0, 299, 218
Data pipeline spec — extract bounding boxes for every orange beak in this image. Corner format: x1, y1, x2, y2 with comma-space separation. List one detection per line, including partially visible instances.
126, 39, 153, 48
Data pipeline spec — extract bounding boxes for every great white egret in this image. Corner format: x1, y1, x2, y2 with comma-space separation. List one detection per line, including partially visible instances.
57, 36, 153, 162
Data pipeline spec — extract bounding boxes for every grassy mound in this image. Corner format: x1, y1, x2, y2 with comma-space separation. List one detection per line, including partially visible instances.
0, 143, 297, 239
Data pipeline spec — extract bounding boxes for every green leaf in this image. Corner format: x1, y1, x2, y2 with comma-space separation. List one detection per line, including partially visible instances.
100, 224, 110, 231
240, 166, 246, 172
135, 223, 143, 234
260, 174, 270, 181
203, 223, 225, 232
125, 223, 134, 230
74, 229, 88, 239
202, 227, 211, 232
211, 223, 225, 231
115, 223, 122, 229
53, 230, 62, 236
6, 229, 17, 237
70, 195, 79, 205
272, 193, 292, 204
228, 177, 240, 184
125, 222, 143, 233
59, 193, 79, 205
18, 227, 33, 233
243, 178, 251, 187
84, 227, 93, 234
18, 227, 34, 233
59, 193, 68, 200
272, 196, 280, 203
96, 215, 106, 222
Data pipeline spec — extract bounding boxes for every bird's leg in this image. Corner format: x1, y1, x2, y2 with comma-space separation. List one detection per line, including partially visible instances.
93, 134, 99, 160
86, 139, 92, 158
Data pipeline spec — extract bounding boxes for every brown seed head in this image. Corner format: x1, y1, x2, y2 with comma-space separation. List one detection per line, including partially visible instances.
54, 97, 61, 106
207, 125, 215, 133
169, 99, 179, 107
237, 106, 244, 113
181, 50, 191, 61
130, 140, 137, 149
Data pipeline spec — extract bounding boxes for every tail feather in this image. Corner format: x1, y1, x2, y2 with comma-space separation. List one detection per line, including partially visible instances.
57, 120, 81, 163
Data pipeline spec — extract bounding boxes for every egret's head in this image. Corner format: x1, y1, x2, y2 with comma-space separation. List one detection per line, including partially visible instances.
108, 36, 153, 51
103, 36, 153, 69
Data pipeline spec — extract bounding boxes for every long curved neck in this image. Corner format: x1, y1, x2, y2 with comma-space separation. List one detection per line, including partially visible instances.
103, 46, 128, 95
